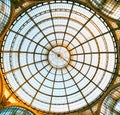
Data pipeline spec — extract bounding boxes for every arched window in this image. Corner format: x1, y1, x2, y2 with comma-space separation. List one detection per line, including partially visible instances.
0, 106, 34, 115
90, 0, 120, 21
0, 0, 11, 34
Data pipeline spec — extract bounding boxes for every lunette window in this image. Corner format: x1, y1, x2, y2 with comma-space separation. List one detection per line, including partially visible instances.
90, 0, 120, 21
0, 106, 34, 115
0, 0, 11, 34
100, 86, 120, 115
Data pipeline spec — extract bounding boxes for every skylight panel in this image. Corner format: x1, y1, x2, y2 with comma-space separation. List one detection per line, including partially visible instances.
1, 0, 117, 114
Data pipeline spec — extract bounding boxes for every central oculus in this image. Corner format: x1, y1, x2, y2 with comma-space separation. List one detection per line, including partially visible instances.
48, 46, 70, 68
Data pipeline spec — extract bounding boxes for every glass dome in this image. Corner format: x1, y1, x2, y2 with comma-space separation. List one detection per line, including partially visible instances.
0, 0, 11, 34
0, 106, 34, 115
90, 0, 120, 21
0, 0, 117, 113
100, 86, 120, 115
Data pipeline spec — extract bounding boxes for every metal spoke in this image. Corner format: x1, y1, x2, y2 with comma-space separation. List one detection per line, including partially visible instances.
71, 51, 117, 56
9, 29, 50, 51
30, 67, 53, 106
1, 50, 47, 55
49, 4, 57, 45
66, 13, 96, 48
49, 68, 57, 112
4, 59, 47, 75
62, 2, 74, 45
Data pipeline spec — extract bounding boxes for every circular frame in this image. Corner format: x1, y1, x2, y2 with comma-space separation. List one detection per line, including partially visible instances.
0, 0, 118, 114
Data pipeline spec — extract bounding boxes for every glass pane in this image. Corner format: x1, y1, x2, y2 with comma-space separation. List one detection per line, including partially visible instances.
0, 0, 11, 33
0, 106, 33, 115
90, 0, 120, 21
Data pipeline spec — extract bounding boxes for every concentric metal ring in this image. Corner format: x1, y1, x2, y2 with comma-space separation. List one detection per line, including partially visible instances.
0, 0, 117, 113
